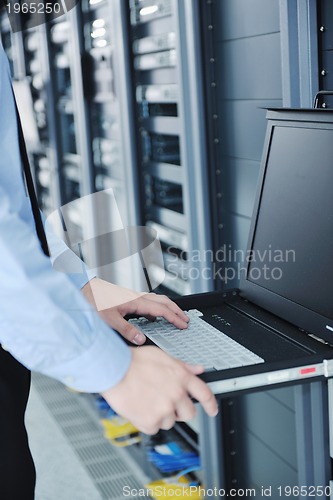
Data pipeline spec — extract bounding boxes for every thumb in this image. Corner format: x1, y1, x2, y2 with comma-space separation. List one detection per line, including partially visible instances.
104, 311, 147, 345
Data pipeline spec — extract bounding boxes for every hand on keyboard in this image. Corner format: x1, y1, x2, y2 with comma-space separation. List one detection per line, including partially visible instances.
82, 279, 189, 345
130, 309, 264, 371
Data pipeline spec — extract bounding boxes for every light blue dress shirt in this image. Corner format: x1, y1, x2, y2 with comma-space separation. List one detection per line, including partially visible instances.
0, 38, 131, 392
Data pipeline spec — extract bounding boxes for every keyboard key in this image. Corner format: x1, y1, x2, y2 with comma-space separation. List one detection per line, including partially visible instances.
129, 310, 264, 371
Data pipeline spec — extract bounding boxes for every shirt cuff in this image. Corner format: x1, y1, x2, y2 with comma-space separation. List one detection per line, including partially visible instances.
52, 248, 96, 289
41, 321, 132, 393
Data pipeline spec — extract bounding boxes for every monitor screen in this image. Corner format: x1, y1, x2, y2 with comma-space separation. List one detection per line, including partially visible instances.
241, 109, 333, 338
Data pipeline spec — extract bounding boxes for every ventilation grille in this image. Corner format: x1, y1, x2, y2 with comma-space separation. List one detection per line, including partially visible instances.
32, 373, 150, 500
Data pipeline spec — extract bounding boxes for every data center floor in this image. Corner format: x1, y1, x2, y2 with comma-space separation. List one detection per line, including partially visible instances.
26, 373, 149, 500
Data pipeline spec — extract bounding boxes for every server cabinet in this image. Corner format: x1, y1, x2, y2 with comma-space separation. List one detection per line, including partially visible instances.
128, 0, 214, 296
2, 1, 215, 294
0, 10, 61, 217
196, 2, 331, 498
0, 2, 143, 288
2, 1, 333, 497
22, 24, 62, 217
317, 0, 333, 108
0, 7, 24, 77
197, 381, 331, 499
200, 0, 283, 291
78, 0, 143, 290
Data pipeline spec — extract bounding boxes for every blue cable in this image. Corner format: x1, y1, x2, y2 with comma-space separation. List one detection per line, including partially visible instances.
174, 466, 201, 486
147, 448, 200, 474
94, 396, 110, 412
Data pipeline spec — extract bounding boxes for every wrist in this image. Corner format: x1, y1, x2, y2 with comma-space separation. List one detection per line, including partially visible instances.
82, 278, 145, 311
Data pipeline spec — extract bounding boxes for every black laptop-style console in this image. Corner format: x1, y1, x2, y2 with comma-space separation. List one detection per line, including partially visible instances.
134, 109, 333, 396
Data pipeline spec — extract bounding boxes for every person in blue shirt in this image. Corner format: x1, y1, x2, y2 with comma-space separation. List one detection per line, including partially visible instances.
0, 36, 217, 499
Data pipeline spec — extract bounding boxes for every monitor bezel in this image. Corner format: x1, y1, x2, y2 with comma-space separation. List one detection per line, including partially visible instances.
240, 108, 333, 341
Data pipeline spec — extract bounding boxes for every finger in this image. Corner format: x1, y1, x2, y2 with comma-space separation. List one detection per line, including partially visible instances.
184, 363, 205, 375
174, 397, 197, 422
139, 423, 160, 436
106, 312, 146, 345
129, 300, 189, 329
186, 376, 218, 417
144, 294, 189, 323
117, 296, 188, 328
142, 314, 155, 322
144, 293, 188, 319
159, 414, 176, 431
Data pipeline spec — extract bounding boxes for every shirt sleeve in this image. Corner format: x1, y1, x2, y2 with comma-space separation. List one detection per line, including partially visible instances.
0, 32, 131, 393
0, 187, 131, 393
42, 211, 96, 290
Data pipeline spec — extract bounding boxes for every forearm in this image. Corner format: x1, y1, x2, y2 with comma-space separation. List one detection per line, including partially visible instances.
0, 188, 131, 393
81, 277, 146, 310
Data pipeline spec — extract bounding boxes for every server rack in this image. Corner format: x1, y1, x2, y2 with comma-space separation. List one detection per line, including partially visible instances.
45, 9, 100, 265
0, 7, 24, 78
1, 1, 212, 490
0, 9, 61, 217
128, 0, 213, 296
195, 1, 333, 496
317, 0, 333, 108
4, 1, 332, 495
2, 0, 215, 294
1, 2, 142, 288
22, 24, 63, 218
196, 381, 332, 496
77, 0, 143, 289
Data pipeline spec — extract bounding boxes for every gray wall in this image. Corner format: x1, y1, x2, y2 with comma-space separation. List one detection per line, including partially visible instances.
210, 1, 298, 491
212, 0, 283, 288
232, 386, 298, 494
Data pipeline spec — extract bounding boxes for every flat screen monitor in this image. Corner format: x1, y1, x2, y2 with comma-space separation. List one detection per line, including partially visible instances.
241, 109, 333, 341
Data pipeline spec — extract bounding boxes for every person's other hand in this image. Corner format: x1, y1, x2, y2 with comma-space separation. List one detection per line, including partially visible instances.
82, 278, 188, 345
101, 346, 218, 434
99, 292, 188, 345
